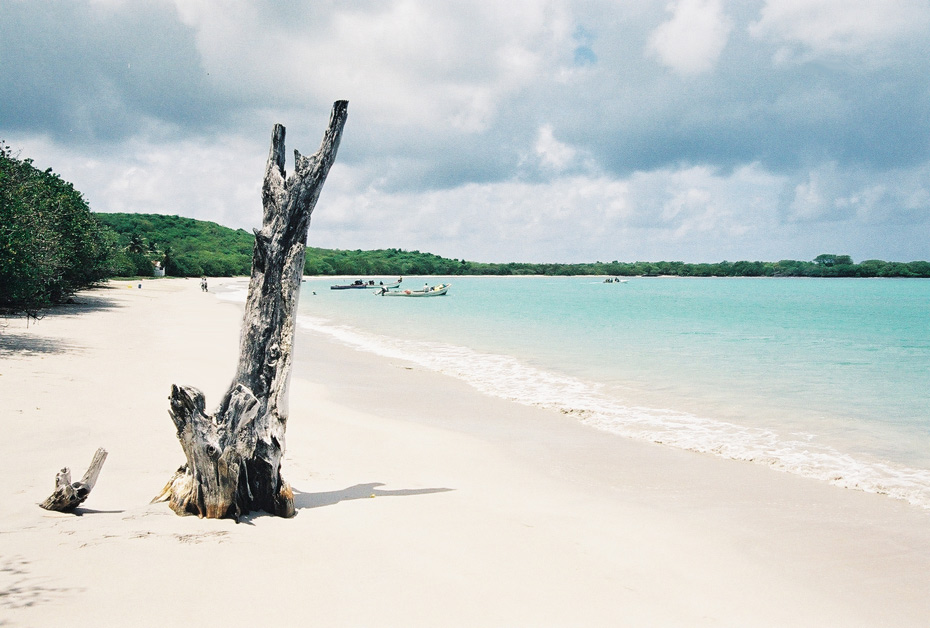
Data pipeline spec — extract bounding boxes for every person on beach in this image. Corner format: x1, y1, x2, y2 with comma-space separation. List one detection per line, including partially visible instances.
201, 277, 208, 292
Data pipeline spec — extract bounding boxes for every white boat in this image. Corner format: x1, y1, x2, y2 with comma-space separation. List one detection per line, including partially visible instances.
332, 277, 402, 290
380, 283, 450, 297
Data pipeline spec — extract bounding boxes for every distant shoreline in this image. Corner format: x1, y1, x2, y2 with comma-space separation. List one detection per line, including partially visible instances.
96, 213, 930, 281
148, 272, 930, 283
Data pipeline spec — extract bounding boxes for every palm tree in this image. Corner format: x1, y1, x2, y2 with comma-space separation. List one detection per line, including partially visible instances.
162, 246, 174, 276
127, 233, 145, 254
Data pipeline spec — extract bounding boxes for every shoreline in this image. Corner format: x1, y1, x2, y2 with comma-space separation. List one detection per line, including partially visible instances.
2, 278, 929, 626
297, 275, 930, 511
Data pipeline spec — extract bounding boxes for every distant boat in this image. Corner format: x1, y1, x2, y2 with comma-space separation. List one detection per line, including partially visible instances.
603, 277, 629, 283
380, 283, 450, 297
331, 278, 402, 290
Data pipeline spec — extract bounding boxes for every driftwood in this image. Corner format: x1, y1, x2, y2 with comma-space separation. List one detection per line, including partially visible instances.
39, 448, 108, 512
153, 101, 348, 521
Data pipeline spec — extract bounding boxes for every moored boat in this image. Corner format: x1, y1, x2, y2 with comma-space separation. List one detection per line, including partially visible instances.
331, 278, 402, 290
380, 283, 450, 297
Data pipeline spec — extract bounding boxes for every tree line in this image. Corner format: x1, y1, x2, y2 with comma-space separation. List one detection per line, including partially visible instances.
85, 215, 930, 280
3, 147, 929, 314
304, 248, 930, 278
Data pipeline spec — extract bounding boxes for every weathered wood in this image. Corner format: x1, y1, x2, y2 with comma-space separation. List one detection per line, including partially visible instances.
154, 101, 348, 520
39, 448, 108, 512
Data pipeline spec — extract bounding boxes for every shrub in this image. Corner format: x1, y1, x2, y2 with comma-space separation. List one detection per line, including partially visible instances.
0, 143, 113, 312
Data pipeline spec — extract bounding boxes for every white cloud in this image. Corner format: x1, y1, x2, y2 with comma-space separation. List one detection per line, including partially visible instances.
13, 122, 930, 263
647, 0, 733, 75
750, 0, 930, 62
535, 124, 577, 171
10, 132, 267, 231
309, 162, 792, 262
168, 0, 575, 133
5, 0, 930, 264
785, 169, 834, 223
783, 162, 930, 226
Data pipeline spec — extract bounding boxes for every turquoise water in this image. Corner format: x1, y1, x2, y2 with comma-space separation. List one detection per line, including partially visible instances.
228, 276, 930, 508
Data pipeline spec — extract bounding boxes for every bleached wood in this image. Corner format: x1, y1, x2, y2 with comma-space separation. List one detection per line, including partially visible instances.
154, 101, 348, 520
39, 448, 108, 512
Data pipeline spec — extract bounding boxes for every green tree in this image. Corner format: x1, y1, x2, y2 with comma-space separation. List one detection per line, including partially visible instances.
0, 143, 113, 312
95, 213, 254, 277
127, 233, 145, 254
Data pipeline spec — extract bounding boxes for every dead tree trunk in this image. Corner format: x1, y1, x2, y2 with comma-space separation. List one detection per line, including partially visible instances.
40, 448, 108, 512
153, 101, 348, 520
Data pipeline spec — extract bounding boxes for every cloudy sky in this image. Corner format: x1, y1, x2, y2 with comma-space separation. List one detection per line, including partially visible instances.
3, 0, 929, 263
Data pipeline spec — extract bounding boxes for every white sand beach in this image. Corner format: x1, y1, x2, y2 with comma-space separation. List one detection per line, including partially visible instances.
2, 278, 929, 627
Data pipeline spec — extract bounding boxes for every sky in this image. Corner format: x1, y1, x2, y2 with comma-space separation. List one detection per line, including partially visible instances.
3, 0, 930, 263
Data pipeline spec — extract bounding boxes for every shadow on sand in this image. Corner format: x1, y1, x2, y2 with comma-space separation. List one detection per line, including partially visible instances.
32, 289, 125, 318
0, 333, 76, 357
0, 290, 123, 357
293, 483, 454, 510
67, 507, 126, 516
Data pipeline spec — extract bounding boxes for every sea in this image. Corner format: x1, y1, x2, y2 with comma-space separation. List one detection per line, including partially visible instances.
222, 276, 930, 509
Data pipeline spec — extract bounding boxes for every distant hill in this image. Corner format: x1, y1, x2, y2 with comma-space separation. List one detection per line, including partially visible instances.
94, 212, 253, 276
93, 212, 930, 279
94, 212, 475, 277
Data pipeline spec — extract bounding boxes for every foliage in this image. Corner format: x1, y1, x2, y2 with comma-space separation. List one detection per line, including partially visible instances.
0, 143, 113, 313
305, 248, 930, 278
86, 214, 930, 282
105, 214, 930, 277
94, 213, 254, 277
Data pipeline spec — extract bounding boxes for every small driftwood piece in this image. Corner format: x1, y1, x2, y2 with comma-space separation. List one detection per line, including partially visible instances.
39, 448, 108, 512
153, 101, 348, 521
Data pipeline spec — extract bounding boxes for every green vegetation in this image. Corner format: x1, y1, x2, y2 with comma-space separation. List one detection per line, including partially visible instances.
94, 213, 930, 280
305, 248, 930, 278
94, 213, 254, 277
0, 143, 113, 313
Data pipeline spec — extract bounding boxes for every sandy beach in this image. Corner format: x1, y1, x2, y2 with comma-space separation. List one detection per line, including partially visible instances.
2, 277, 929, 627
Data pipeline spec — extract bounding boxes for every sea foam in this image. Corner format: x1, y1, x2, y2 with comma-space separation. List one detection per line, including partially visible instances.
297, 314, 930, 510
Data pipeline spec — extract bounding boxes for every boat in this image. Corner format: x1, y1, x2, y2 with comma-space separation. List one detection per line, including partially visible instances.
331, 278, 402, 290
380, 283, 450, 297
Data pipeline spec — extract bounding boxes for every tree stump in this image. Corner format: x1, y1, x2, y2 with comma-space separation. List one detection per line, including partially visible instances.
40, 448, 108, 512
153, 101, 348, 520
